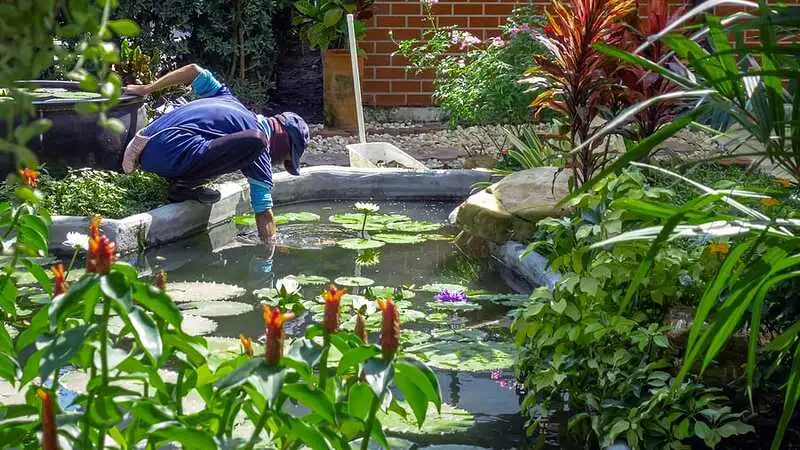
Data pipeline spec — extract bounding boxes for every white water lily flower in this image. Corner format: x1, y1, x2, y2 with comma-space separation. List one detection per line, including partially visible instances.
63, 232, 89, 251
354, 202, 380, 214
350, 295, 377, 315
275, 276, 300, 294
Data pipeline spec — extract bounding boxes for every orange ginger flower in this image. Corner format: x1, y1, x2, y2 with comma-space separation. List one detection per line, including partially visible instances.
87, 235, 116, 274
51, 263, 68, 296
322, 284, 347, 334
36, 388, 58, 450
88, 215, 101, 241
262, 305, 295, 366
377, 297, 400, 359
240, 334, 254, 357
355, 312, 368, 344
761, 197, 779, 208
155, 271, 167, 290
778, 177, 793, 188
19, 168, 39, 189
709, 242, 730, 255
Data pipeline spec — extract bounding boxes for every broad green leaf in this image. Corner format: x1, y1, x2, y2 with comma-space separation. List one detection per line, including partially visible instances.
133, 284, 181, 328
148, 422, 216, 450
283, 383, 336, 423
337, 346, 380, 375
126, 306, 163, 362
216, 358, 264, 391
286, 337, 323, 369
100, 272, 131, 304
89, 393, 122, 426
348, 383, 374, 422
323, 8, 343, 27
49, 275, 100, 328
108, 19, 141, 36
39, 324, 97, 380
363, 357, 393, 397
394, 358, 441, 412
22, 259, 51, 295
249, 364, 287, 407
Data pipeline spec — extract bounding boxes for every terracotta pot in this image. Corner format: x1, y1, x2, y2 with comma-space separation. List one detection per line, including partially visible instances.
323, 49, 364, 131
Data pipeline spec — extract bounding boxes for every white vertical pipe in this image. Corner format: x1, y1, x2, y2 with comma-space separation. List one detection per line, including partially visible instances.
346, 14, 366, 144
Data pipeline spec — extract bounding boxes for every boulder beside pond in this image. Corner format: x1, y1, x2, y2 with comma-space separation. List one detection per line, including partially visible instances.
454, 167, 571, 242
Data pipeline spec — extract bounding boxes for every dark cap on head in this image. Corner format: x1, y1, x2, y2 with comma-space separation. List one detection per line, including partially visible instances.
274, 112, 308, 176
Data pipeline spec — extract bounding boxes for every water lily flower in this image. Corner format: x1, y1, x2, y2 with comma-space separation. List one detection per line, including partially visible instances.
490, 369, 502, 381
778, 177, 793, 188
709, 242, 730, 255
36, 388, 57, 450
62, 232, 89, 251
354, 202, 380, 214
761, 197, 779, 208
323, 285, 347, 334
52, 264, 68, 296
355, 312, 368, 343
276, 276, 300, 295
262, 305, 295, 366
155, 271, 167, 290
240, 334, 254, 357
435, 288, 469, 303
19, 168, 39, 189
377, 297, 400, 359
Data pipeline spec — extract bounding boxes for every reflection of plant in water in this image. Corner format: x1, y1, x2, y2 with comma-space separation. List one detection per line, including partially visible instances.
355, 249, 381, 267
438, 252, 484, 286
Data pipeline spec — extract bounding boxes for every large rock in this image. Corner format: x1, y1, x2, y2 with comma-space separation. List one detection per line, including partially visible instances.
455, 167, 570, 242
490, 166, 571, 221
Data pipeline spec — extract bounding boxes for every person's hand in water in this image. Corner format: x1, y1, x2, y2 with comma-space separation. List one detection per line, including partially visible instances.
256, 210, 277, 243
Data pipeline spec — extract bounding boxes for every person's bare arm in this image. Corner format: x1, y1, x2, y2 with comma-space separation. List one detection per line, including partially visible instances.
124, 64, 201, 96
256, 210, 277, 242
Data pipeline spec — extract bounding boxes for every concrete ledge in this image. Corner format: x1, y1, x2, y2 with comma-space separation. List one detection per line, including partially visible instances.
489, 241, 560, 290
49, 166, 494, 255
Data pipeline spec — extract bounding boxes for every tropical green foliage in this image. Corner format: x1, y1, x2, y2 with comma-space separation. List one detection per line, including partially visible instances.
395, 5, 544, 127
292, 0, 374, 50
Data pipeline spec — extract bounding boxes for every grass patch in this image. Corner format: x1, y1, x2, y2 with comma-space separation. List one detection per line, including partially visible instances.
2, 169, 168, 218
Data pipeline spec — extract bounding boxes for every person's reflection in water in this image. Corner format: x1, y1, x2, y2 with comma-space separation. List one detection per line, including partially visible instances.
249, 242, 277, 287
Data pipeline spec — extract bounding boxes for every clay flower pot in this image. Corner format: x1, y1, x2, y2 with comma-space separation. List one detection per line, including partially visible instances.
323, 49, 364, 131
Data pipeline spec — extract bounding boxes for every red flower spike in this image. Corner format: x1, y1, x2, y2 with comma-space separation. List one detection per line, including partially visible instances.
262, 305, 295, 366
355, 312, 368, 344
322, 284, 347, 334
240, 334, 254, 358
377, 297, 400, 359
36, 388, 58, 450
19, 168, 39, 189
88, 215, 101, 241
51, 263, 68, 296
87, 235, 116, 274
155, 271, 167, 290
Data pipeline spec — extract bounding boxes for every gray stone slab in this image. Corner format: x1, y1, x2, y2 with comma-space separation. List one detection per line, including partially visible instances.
49, 167, 495, 255
489, 241, 560, 290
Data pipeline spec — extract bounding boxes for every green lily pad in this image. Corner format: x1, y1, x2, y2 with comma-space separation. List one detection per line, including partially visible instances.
425, 312, 450, 324
340, 308, 425, 331
179, 301, 253, 317
329, 213, 410, 225
339, 222, 387, 232
386, 220, 442, 233
253, 288, 279, 300
166, 282, 246, 303
470, 293, 530, 307
405, 334, 516, 372
378, 402, 474, 436
329, 213, 369, 225
51, 91, 103, 100
232, 215, 256, 226
334, 276, 375, 287
367, 286, 415, 299
372, 233, 426, 245
418, 283, 468, 293
279, 212, 320, 222
427, 301, 481, 312
337, 238, 386, 250
423, 234, 454, 241
293, 274, 331, 286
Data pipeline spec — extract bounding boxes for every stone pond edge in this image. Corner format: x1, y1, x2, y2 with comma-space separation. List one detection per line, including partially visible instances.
49, 166, 497, 255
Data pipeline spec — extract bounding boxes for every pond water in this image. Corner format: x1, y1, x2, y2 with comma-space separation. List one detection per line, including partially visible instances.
97, 201, 537, 448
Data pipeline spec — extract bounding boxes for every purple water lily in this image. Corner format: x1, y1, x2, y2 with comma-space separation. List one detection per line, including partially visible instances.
435, 289, 469, 303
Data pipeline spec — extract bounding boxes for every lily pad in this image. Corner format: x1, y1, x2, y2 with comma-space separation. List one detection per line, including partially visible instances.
166, 282, 246, 303
253, 288, 279, 300
339, 222, 387, 232
418, 283, 468, 293
329, 213, 410, 225
279, 212, 320, 222
423, 234, 454, 241
372, 233, 426, 245
334, 276, 375, 287
378, 402, 474, 436
232, 215, 256, 226
182, 315, 220, 336
386, 220, 442, 233
292, 274, 331, 286
427, 301, 481, 312
425, 312, 450, 324
179, 301, 253, 317
405, 335, 516, 372
14, 267, 86, 286
367, 286, 415, 299
470, 293, 530, 307
337, 238, 386, 250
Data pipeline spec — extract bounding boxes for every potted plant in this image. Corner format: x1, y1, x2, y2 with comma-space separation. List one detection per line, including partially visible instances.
293, 0, 374, 130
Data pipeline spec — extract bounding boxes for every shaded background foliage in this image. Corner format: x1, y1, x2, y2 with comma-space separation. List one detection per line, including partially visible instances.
115, 0, 295, 108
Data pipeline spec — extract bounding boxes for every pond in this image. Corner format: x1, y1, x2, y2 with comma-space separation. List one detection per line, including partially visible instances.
65, 200, 541, 449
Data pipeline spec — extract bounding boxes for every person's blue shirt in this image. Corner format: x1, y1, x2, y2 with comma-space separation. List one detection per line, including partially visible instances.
139, 68, 274, 213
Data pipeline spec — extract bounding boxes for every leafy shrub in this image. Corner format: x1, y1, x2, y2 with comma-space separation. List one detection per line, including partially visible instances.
1, 169, 168, 218
115, 0, 292, 108
292, 0, 374, 50
513, 168, 755, 447
395, 5, 544, 127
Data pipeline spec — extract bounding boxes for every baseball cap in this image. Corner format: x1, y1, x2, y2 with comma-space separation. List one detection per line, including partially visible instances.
275, 112, 309, 176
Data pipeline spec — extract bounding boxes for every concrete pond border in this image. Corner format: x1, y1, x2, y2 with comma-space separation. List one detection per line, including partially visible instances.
49, 166, 496, 255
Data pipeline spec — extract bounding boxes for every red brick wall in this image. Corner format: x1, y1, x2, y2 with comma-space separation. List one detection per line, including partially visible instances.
359, 0, 783, 107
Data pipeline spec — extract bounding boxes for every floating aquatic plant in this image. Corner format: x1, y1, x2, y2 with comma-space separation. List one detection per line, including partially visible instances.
165, 281, 246, 303
419, 283, 468, 293
354, 202, 380, 214
233, 211, 320, 227
372, 233, 426, 245
333, 276, 375, 287
405, 331, 516, 372
291, 274, 330, 286
368, 286, 415, 300
336, 238, 385, 251
179, 300, 253, 318
377, 402, 474, 435
386, 220, 442, 233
